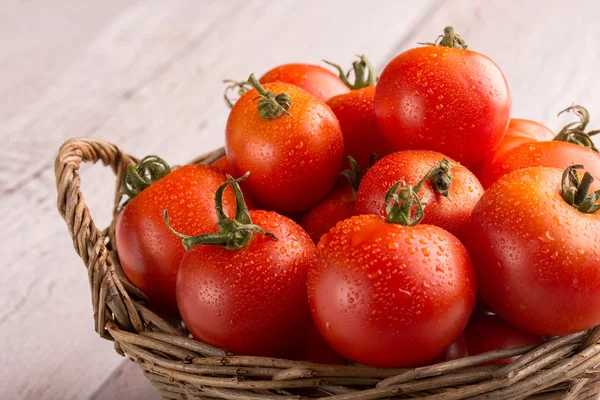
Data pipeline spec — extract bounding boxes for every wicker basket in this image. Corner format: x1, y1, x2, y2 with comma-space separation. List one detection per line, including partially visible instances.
55, 137, 600, 400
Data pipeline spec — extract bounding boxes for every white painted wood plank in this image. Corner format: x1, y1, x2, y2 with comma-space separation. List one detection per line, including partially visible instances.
0, 0, 139, 122
0, 1, 435, 399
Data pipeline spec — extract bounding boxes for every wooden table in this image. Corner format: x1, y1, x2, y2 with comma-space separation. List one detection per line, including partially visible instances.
2, 0, 599, 399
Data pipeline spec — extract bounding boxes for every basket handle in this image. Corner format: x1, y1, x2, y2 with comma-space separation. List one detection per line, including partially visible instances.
55, 137, 140, 337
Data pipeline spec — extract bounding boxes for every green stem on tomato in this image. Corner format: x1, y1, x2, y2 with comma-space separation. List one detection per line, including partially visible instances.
340, 156, 362, 197
223, 79, 252, 109
122, 155, 171, 199
420, 26, 468, 49
163, 173, 277, 251
561, 165, 600, 214
247, 74, 291, 119
323, 55, 377, 90
554, 105, 599, 152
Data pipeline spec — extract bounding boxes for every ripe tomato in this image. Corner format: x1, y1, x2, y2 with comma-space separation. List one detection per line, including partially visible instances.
173, 176, 315, 357
299, 157, 361, 243
476, 106, 600, 188
463, 314, 542, 365
308, 181, 476, 367
477, 141, 600, 189
210, 155, 235, 176
471, 119, 553, 185
375, 27, 511, 165
355, 150, 483, 239
299, 184, 355, 244
293, 323, 346, 365
259, 63, 350, 102
432, 336, 469, 363
226, 75, 344, 213
116, 162, 241, 316
465, 166, 600, 336
325, 56, 392, 170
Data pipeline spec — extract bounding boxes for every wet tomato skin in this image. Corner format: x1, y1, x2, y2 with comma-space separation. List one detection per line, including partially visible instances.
116, 165, 241, 316
226, 82, 344, 213
299, 185, 356, 243
475, 141, 600, 189
431, 335, 469, 363
292, 323, 346, 365
176, 210, 315, 357
210, 155, 235, 176
259, 63, 350, 102
375, 46, 511, 165
308, 214, 477, 367
471, 119, 554, 187
326, 86, 392, 170
465, 167, 600, 336
463, 314, 542, 364
355, 150, 483, 239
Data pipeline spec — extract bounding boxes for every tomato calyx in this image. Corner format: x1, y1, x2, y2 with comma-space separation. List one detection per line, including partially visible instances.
223, 79, 252, 109
561, 165, 600, 214
420, 26, 468, 50
340, 156, 362, 197
385, 181, 426, 226
554, 105, 599, 152
384, 159, 453, 226
122, 155, 171, 199
418, 158, 453, 197
247, 74, 292, 119
323, 55, 377, 90
163, 173, 277, 250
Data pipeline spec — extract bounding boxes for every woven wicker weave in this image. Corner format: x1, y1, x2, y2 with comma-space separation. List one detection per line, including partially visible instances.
55, 137, 600, 400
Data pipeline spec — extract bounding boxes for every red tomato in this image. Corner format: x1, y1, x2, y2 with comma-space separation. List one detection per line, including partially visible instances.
375, 27, 511, 165
325, 56, 392, 170
308, 213, 476, 367
355, 150, 483, 239
300, 157, 362, 243
475, 106, 600, 188
174, 177, 316, 357
259, 63, 350, 102
432, 336, 469, 363
471, 119, 554, 185
463, 314, 542, 364
293, 323, 346, 365
116, 163, 241, 316
465, 166, 600, 336
210, 155, 235, 176
476, 141, 600, 189
226, 75, 344, 213
299, 184, 355, 243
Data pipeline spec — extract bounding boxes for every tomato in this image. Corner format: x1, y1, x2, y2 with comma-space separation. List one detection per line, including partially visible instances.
293, 323, 346, 365
487, 118, 554, 157
210, 155, 235, 176
375, 27, 511, 165
308, 180, 476, 367
172, 176, 315, 357
325, 56, 392, 170
463, 314, 542, 365
299, 185, 355, 244
259, 63, 350, 102
465, 166, 600, 336
226, 75, 344, 213
355, 150, 483, 239
477, 141, 600, 189
471, 119, 553, 185
116, 161, 242, 316
475, 106, 600, 188
432, 336, 469, 363
299, 157, 362, 243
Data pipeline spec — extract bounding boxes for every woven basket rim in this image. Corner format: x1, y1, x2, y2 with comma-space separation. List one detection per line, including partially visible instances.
54, 137, 600, 400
